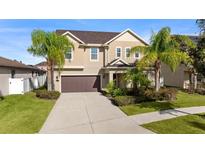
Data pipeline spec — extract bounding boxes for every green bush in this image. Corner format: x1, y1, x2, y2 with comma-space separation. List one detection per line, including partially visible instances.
195, 88, 205, 95
114, 96, 136, 106
105, 81, 126, 97
144, 88, 177, 101
106, 81, 116, 96
113, 88, 126, 97
0, 96, 4, 101
35, 90, 60, 99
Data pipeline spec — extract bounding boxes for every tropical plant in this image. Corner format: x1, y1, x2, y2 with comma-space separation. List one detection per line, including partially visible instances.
124, 68, 150, 92
131, 27, 191, 91
106, 80, 116, 95
28, 30, 73, 91
194, 20, 205, 76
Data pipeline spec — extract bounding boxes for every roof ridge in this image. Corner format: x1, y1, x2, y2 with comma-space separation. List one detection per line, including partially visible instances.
56, 29, 120, 34
0, 56, 25, 65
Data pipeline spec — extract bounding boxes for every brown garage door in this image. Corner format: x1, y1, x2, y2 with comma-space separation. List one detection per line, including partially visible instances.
61, 75, 101, 92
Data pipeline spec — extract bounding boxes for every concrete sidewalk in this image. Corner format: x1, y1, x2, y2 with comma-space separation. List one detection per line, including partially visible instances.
40, 92, 153, 134
130, 106, 205, 125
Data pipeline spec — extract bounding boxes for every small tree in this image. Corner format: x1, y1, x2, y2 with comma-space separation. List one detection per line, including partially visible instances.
131, 27, 191, 91
124, 68, 150, 93
28, 30, 74, 91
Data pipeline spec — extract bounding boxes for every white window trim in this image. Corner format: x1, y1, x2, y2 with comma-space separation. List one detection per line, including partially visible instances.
115, 47, 122, 58
65, 48, 73, 61
125, 47, 131, 58
134, 51, 140, 59
90, 48, 99, 62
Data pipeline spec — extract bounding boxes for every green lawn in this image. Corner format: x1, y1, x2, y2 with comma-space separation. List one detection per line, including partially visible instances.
142, 113, 205, 134
120, 91, 205, 115
0, 92, 55, 134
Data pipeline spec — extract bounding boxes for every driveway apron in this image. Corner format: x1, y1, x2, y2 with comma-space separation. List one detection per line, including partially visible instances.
40, 92, 153, 134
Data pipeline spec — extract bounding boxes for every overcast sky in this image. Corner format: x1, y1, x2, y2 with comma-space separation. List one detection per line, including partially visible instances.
0, 19, 199, 65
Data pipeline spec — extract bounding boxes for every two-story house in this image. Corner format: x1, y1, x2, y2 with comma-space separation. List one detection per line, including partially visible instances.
54, 29, 148, 92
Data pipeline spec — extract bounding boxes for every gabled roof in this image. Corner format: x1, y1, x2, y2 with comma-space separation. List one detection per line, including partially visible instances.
56, 29, 120, 44
35, 61, 47, 66
106, 58, 131, 67
56, 29, 148, 45
104, 29, 149, 45
0, 56, 44, 72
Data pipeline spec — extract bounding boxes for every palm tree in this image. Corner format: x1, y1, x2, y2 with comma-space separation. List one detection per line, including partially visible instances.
131, 27, 191, 91
28, 30, 74, 91
124, 68, 150, 93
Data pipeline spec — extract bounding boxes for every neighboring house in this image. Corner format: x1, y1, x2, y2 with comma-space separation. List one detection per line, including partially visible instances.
0, 56, 46, 96
54, 29, 148, 92
161, 35, 199, 89
35, 61, 47, 71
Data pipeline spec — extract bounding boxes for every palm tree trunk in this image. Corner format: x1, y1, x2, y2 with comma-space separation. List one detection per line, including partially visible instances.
51, 61, 54, 91
47, 59, 52, 91
155, 59, 161, 92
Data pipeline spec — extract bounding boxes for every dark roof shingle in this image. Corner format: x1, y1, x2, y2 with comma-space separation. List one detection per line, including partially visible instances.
187, 35, 200, 44
0, 56, 44, 71
35, 61, 47, 66
56, 30, 120, 44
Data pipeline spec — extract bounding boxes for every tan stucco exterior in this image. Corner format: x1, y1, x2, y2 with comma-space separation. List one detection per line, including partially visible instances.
54, 30, 146, 92
54, 29, 190, 92
161, 63, 190, 88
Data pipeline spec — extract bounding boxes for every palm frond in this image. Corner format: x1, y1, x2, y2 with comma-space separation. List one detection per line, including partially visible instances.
160, 50, 191, 72
131, 45, 151, 55
137, 52, 158, 68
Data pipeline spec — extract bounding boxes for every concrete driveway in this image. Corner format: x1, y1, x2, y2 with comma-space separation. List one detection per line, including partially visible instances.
40, 92, 153, 134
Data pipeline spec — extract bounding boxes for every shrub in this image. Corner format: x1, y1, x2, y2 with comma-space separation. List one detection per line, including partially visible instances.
144, 88, 177, 101
112, 88, 126, 97
0, 96, 4, 101
195, 88, 205, 95
114, 96, 136, 106
105, 81, 126, 97
106, 81, 116, 96
35, 90, 60, 99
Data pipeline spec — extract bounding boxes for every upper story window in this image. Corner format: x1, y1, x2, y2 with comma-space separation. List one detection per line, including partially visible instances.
125, 47, 131, 58
116, 47, 122, 58
65, 47, 73, 60
90, 48, 99, 61
134, 51, 140, 59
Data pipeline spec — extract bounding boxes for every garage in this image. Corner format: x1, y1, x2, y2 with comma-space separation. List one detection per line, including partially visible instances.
61, 75, 101, 92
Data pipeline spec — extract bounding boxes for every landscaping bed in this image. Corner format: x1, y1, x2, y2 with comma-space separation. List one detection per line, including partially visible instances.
0, 92, 55, 133
120, 91, 205, 115
142, 113, 205, 134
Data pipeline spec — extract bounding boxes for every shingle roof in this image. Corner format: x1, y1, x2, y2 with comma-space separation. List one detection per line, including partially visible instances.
0, 56, 44, 71
187, 35, 200, 44
35, 61, 47, 66
56, 29, 120, 44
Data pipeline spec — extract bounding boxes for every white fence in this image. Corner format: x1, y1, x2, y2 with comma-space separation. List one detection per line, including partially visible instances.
9, 75, 47, 95
9, 78, 24, 95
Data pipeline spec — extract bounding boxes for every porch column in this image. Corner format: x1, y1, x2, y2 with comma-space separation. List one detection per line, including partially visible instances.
104, 48, 108, 66
194, 73, 197, 89
109, 71, 113, 82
